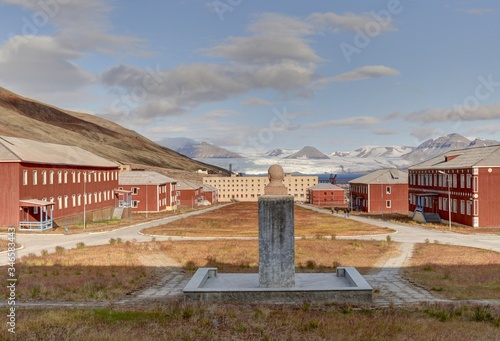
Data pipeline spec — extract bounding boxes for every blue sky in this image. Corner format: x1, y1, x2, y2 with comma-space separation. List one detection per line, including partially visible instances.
1, 0, 500, 153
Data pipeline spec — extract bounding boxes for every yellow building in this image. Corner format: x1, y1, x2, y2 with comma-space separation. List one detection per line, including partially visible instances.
203, 173, 318, 202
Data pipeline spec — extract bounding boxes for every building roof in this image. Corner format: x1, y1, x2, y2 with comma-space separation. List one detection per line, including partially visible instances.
202, 184, 218, 192
409, 145, 500, 170
119, 171, 177, 185
0, 135, 117, 168
309, 183, 344, 191
176, 179, 203, 190
349, 169, 408, 185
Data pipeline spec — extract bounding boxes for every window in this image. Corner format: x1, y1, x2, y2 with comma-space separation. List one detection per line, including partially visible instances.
64, 195, 68, 208
466, 201, 472, 215
50, 171, 54, 184
466, 174, 472, 188
460, 200, 465, 215
132, 187, 139, 195
33, 206, 38, 214
452, 174, 457, 188
57, 196, 62, 210
42, 170, 47, 185
386, 186, 391, 194
72, 195, 76, 207
64, 171, 68, 184
452, 199, 457, 213
33, 170, 38, 185
460, 174, 465, 188
58, 171, 62, 184
132, 200, 139, 208
77, 172, 81, 183
23, 170, 28, 185
386, 200, 391, 208
78, 194, 81, 206
473, 176, 478, 192
72, 171, 76, 183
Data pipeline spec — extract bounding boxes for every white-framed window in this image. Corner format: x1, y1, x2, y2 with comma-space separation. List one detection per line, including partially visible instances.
72, 171, 76, 183
386, 186, 391, 194
58, 171, 62, 184
466, 174, 472, 188
132, 200, 139, 208
386, 200, 391, 208
460, 174, 465, 188
33, 170, 37, 185
42, 170, 47, 185
64, 195, 68, 208
460, 200, 465, 215
33, 206, 38, 214
452, 199, 457, 213
78, 194, 81, 206
64, 171, 68, 184
23, 170, 28, 185
57, 196, 62, 210
466, 201, 472, 215
452, 174, 457, 188
77, 171, 81, 183
50, 171, 54, 184
132, 187, 139, 195
72, 194, 76, 207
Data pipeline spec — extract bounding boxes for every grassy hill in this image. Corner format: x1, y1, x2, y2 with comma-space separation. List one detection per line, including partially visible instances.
0, 87, 228, 176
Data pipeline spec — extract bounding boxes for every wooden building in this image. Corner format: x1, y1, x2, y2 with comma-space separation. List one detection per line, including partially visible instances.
308, 183, 346, 207
0, 136, 119, 230
349, 169, 408, 214
202, 184, 219, 205
118, 171, 178, 212
408, 145, 500, 228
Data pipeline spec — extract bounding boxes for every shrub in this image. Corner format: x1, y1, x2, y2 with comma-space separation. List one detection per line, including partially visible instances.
109, 238, 116, 245
76, 242, 85, 249
386, 235, 392, 242
55, 246, 65, 254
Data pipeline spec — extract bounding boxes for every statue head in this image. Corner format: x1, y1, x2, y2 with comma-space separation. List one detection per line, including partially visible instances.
268, 164, 285, 186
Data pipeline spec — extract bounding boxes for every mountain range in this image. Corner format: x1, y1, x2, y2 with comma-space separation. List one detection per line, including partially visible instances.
0, 86, 227, 177
158, 137, 242, 159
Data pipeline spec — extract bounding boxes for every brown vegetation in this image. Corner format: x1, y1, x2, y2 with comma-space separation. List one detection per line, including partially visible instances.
2, 302, 499, 340
144, 202, 393, 237
404, 243, 500, 299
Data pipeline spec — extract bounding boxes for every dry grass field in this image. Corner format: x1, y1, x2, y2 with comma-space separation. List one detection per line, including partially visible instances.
2, 302, 499, 340
404, 243, 500, 299
159, 239, 397, 274
144, 202, 393, 237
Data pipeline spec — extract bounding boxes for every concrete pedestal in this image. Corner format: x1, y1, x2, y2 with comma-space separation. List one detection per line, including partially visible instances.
258, 195, 295, 288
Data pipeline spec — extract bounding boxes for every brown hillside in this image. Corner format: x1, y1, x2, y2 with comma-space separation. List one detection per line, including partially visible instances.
0, 86, 228, 175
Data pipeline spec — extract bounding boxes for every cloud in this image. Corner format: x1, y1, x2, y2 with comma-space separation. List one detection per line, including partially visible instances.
410, 127, 445, 141
201, 109, 242, 120
248, 12, 316, 36
458, 8, 500, 15
308, 12, 396, 33
467, 124, 500, 135
330, 65, 400, 82
372, 129, 398, 135
305, 116, 380, 129
240, 97, 275, 107
0, 0, 144, 99
405, 103, 500, 122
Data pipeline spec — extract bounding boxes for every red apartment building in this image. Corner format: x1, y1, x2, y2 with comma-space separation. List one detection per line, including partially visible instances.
118, 171, 178, 212
349, 169, 408, 213
308, 183, 345, 207
408, 145, 500, 228
0, 136, 119, 230
176, 180, 203, 207
202, 184, 219, 205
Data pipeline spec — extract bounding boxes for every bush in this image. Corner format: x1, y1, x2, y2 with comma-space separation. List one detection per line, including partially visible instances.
55, 246, 65, 254
76, 242, 85, 249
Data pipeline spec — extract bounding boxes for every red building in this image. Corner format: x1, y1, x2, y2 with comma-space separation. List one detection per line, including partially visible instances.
349, 169, 408, 213
408, 145, 500, 228
176, 180, 203, 207
118, 171, 178, 212
308, 183, 345, 207
0, 136, 119, 230
202, 184, 219, 205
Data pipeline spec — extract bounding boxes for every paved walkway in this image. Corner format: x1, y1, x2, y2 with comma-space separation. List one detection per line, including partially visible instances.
3, 203, 500, 308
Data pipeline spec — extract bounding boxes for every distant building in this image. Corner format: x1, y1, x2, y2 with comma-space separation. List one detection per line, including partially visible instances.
176, 180, 204, 207
349, 169, 408, 213
0, 136, 119, 230
408, 145, 500, 228
308, 183, 346, 207
202, 184, 219, 205
118, 171, 178, 212
203, 173, 318, 202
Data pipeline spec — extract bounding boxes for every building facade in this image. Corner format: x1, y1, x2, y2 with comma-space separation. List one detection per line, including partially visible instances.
349, 169, 408, 213
202, 184, 219, 205
408, 145, 500, 228
118, 171, 178, 212
308, 183, 346, 207
203, 173, 318, 202
0, 136, 119, 230
176, 180, 204, 207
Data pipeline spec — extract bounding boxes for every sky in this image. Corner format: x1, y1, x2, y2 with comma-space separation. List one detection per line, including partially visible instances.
1, 0, 500, 154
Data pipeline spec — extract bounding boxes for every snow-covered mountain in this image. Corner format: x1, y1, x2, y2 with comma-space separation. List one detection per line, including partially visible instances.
333, 146, 414, 159
285, 146, 330, 159
402, 133, 499, 164
158, 137, 242, 159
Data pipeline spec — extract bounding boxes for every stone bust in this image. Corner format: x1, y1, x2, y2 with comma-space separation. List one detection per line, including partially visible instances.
264, 164, 288, 195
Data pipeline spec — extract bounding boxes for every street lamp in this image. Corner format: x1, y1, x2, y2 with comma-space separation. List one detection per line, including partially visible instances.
83, 171, 95, 230
145, 180, 153, 219
438, 171, 452, 230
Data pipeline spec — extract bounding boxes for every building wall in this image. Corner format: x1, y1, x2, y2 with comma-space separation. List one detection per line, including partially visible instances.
203, 174, 318, 202
309, 189, 345, 207
3, 162, 119, 227
203, 190, 218, 204
0, 163, 20, 226
118, 183, 177, 212
350, 182, 408, 213
408, 168, 477, 227
477, 167, 500, 227
177, 187, 203, 207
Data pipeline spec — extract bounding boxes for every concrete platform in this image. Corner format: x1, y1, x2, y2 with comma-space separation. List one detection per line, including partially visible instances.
184, 267, 373, 304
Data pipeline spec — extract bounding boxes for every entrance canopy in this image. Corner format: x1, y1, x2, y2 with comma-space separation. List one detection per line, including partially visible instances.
19, 199, 54, 231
